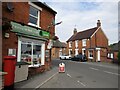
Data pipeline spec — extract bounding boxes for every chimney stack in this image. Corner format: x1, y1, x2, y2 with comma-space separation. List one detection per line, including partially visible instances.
97, 20, 101, 27
73, 28, 77, 35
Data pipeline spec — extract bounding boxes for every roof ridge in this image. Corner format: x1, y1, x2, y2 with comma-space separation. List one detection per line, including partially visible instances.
77, 27, 98, 34
67, 27, 98, 42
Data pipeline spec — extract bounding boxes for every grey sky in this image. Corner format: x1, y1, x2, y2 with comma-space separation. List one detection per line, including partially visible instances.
41, 0, 118, 44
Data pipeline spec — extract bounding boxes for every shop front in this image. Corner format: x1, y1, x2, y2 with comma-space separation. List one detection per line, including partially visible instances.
10, 21, 50, 80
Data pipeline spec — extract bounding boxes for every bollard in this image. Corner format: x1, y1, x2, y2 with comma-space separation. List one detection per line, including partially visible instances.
59, 63, 65, 73
3, 56, 16, 90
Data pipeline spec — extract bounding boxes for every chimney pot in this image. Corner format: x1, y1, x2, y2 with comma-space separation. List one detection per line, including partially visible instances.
73, 28, 77, 35
97, 20, 101, 27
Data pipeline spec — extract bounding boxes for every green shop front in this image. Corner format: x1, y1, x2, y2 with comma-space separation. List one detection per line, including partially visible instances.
10, 21, 50, 82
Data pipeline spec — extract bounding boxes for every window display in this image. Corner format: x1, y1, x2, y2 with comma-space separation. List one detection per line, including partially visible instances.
21, 41, 41, 66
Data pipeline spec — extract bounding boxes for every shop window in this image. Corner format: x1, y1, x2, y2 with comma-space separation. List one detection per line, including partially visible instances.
29, 5, 40, 27
21, 42, 41, 66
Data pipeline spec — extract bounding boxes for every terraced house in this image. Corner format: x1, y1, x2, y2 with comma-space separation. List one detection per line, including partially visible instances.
67, 20, 108, 62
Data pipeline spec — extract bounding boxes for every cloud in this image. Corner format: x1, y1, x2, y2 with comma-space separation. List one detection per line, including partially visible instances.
40, 1, 118, 44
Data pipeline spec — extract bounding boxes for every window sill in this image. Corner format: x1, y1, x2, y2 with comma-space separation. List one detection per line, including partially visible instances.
88, 57, 93, 59
28, 23, 41, 29
28, 64, 41, 68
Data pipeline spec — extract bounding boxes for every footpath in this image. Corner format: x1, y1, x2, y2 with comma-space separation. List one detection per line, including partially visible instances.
15, 66, 58, 89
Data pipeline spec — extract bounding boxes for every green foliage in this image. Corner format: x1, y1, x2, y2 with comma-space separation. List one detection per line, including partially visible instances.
118, 50, 120, 61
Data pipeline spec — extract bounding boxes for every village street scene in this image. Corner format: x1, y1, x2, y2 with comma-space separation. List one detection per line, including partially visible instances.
0, 0, 119, 90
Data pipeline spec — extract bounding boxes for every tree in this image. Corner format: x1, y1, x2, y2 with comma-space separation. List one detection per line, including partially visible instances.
117, 50, 120, 64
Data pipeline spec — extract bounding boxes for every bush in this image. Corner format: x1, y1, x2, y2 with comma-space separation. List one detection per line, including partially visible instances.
117, 50, 120, 64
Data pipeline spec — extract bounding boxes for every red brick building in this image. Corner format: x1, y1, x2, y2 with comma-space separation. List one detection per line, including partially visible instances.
67, 20, 108, 62
52, 40, 67, 59
2, 2, 57, 77
108, 41, 120, 63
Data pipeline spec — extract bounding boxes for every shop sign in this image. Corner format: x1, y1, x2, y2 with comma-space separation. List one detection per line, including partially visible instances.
11, 21, 50, 38
39, 31, 50, 37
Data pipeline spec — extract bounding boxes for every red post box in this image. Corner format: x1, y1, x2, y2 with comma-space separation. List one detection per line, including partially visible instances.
3, 56, 16, 89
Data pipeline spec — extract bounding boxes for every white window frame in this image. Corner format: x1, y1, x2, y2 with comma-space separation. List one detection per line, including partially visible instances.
17, 37, 45, 67
75, 49, 79, 56
69, 49, 72, 55
28, 2, 42, 28
69, 41, 72, 48
75, 40, 78, 48
88, 50, 93, 59
82, 48, 86, 55
82, 39, 87, 47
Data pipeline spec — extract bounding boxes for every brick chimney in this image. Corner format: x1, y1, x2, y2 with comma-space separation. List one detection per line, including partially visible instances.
97, 20, 101, 27
73, 28, 77, 35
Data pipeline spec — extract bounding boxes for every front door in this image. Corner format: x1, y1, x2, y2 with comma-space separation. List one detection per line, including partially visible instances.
97, 50, 100, 62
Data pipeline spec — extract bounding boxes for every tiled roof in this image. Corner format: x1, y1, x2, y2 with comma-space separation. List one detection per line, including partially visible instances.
110, 41, 120, 51
33, 2, 57, 14
61, 42, 67, 48
53, 40, 66, 48
67, 27, 98, 42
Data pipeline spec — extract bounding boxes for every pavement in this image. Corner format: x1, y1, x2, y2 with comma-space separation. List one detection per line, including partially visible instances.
14, 66, 58, 89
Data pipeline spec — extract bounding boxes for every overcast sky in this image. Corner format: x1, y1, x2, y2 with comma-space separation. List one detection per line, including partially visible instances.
40, 0, 119, 45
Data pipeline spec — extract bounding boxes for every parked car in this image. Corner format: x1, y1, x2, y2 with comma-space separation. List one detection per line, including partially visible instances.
71, 54, 87, 62
59, 55, 71, 60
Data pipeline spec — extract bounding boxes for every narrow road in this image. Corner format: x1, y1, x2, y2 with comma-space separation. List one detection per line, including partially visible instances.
40, 59, 119, 88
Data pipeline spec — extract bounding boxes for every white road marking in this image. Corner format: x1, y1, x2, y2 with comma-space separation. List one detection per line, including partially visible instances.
34, 72, 58, 89
90, 67, 99, 71
67, 73, 72, 78
77, 80, 86, 87
103, 71, 120, 76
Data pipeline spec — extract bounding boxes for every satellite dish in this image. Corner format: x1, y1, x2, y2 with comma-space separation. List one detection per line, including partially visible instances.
7, 2, 14, 12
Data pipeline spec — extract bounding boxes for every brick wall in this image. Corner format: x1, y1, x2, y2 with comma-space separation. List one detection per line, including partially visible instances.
96, 28, 108, 48
2, 2, 29, 24
41, 8, 55, 36
2, 2, 55, 35
78, 40, 82, 53
2, 30, 18, 59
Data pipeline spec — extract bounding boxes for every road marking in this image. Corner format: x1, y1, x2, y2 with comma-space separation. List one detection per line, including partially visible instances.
67, 73, 72, 78
34, 72, 58, 89
103, 71, 120, 76
90, 67, 99, 71
77, 80, 86, 87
